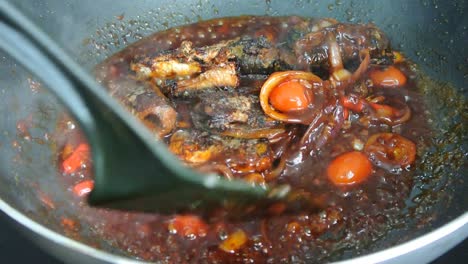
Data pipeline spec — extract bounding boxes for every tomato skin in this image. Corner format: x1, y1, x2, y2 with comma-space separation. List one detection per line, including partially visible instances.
364, 133, 416, 170
219, 229, 248, 253
327, 151, 373, 186
369, 102, 395, 116
73, 180, 94, 197
341, 96, 365, 112
369, 66, 407, 88
62, 143, 90, 174
168, 215, 208, 238
269, 80, 311, 112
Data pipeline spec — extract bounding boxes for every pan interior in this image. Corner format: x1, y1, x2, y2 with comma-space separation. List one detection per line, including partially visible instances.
0, 0, 466, 262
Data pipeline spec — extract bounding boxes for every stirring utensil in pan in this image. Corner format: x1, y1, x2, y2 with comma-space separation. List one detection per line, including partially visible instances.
0, 1, 284, 212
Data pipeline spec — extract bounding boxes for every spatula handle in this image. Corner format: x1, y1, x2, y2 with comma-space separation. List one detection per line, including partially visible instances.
0, 0, 269, 213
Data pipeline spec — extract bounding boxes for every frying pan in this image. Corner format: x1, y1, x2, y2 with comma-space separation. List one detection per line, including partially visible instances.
0, 0, 466, 263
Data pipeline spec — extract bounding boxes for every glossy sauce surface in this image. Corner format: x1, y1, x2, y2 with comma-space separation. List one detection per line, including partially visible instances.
57, 16, 432, 263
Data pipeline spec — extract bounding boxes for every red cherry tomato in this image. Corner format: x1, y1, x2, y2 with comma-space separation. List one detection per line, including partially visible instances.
269, 80, 311, 112
72, 180, 94, 197
369, 66, 407, 88
168, 215, 208, 238
341, 96, 365, 112
327, 151, 373, 186
62, 143, 90, 174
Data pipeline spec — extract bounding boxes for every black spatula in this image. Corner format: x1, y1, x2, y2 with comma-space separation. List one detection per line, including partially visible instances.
0, 0, 283, 213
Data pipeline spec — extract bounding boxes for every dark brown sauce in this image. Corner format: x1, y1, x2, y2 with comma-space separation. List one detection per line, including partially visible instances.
57, 16, 433, 263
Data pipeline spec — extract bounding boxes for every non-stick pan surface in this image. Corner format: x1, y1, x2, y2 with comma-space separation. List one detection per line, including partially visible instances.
0, 0, 466, 263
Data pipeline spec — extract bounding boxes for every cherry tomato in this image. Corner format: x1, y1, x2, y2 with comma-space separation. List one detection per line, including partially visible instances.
219, 229, 248, 253
369, 66, 407, 88
369, 102, 395, 117
73, 180, 94, 197
364, 133, 416, 171
61, 217, 78, 231
341, 96, 365, 112
62, 143, 90, 174
327, 151, 373, 186
269, 80, 311, 112
168, 215, 208, 238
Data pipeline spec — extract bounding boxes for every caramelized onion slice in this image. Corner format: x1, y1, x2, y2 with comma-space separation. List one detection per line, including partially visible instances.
194, 163, 234, 180
328, 40, 351, 82
369, 99, 411, 125
259, 71, 322, 123
350, 50, 371, 83
330, 49, 370, 89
